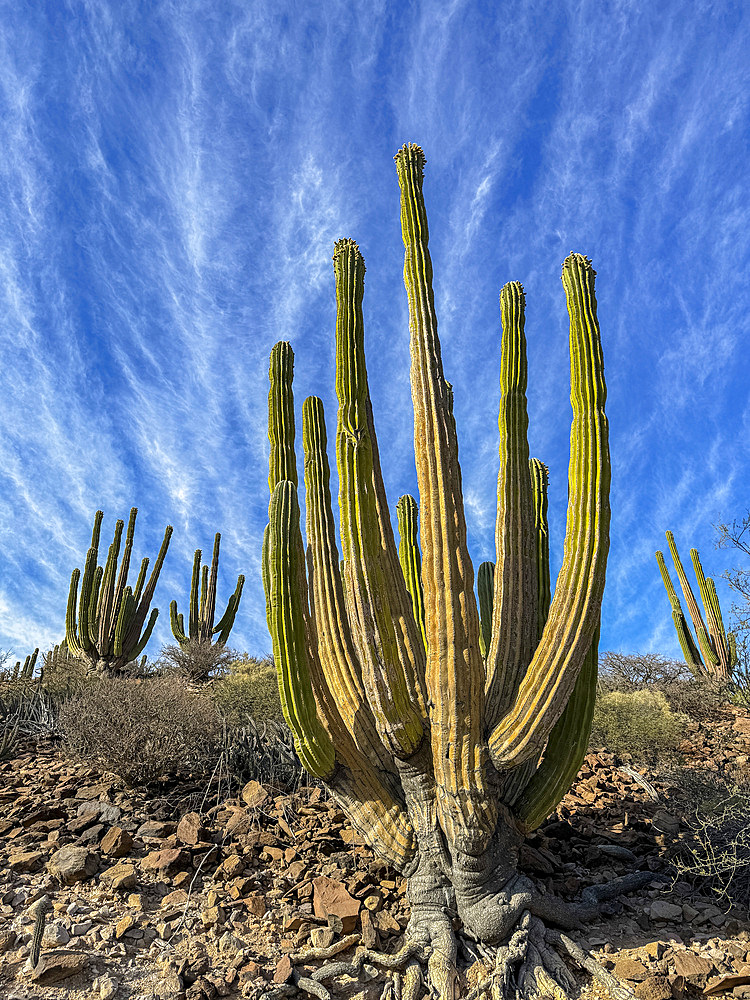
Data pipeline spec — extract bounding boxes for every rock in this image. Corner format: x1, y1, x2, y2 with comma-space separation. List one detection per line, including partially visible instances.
241, 781, 269, 809
244, 894, 266, 917
115, 913, 138, 939
219, 854, 244, 879
47, 845, 98, 884
30, 949, 88, 985
274, 955, 294, 984
360, 908, 378, 949
634, 975, 673, 1000
94, 973, 119, 999
42, 922, 71, 947
162, 889, 189, 909
311, 926, 335, 949
141, 847, 190, 873
9, 850, 44, 872
672, 951, 713, 981
650, 900, 683, 922
652, 810, 680, 835
312, 876, 360, 934
100, 862, 137, 890
136, 820, 177, 839
614, 958, 651, 982
177, 812, 209, 845
218, 931, 246, 955
645, 942, 668, 960
101, 826, 133, 857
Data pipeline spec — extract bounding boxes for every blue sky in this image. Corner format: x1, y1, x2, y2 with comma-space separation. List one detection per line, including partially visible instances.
1, 1, 748, 664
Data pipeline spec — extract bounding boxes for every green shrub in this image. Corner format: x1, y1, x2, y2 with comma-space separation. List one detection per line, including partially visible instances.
589, 688, 689, 765
59, 676, 223, 785
211, 654, 283, 727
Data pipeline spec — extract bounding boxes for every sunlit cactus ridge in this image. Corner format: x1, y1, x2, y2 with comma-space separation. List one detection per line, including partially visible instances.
262, 143, 610, 986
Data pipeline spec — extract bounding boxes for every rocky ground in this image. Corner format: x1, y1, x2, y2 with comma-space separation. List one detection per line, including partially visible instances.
0, 705, 749, 1000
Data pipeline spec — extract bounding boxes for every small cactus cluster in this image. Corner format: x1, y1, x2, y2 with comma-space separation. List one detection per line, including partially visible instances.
656, 531, 736, 680
170, 533, 244, 649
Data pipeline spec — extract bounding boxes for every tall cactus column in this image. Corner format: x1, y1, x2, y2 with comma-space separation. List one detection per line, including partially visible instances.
263, 146, 618, 1000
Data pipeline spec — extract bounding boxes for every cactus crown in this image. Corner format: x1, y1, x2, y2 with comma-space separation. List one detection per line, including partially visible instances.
170, 533, 245, 651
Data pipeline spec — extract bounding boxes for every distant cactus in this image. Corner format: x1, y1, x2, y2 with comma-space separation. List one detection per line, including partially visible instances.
66, 508, 172, 676
28, 895, 50, 968
170, 533, 244, 650
656, 531, 736, 680
14, 648, 39, 682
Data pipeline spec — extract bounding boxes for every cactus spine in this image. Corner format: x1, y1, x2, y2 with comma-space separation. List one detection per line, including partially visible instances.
656, 531, 736, 679
262, 146, 610, 994
170, 534, 244, 649
66, 508, 173, 676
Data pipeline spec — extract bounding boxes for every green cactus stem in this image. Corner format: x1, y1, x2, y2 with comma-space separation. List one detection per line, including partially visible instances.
66, 508, 172, 676
477, 561, 495, 660
656, 531, 736, 680
170, 533, 244, 649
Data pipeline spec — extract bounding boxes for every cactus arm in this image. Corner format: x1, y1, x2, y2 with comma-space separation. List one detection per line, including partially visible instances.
514, 625, 599, 833
21, 648, 39, 679
126, 607, 158, 663
396, 495, 427, 653
395, 143, 495, 854
87, 565, 103, 647
185, 549, 201, 642
97, 518, 124, 656
333, 238, 427, 761
110, 507, 137, 645
655, 549, 704, 670
266, 481, 337, 778
199, 565, 208, 636
66, 569, 85, 658
268, 341, 298, 491
213, 574, 245, 645
530, 459, 551, 644
691, 549, 732, 677
113, 586, 135, 657
76, 545, 99, 655
477, 561, 495, 661
132, 558, 148, 605
485, 282, 538, 727
204, 534, 220, 637
121, 524, 173, 656
170, 600, 189, 646
488, 253, 610, 770
303, 394, 399, 780
666, 532, 716, 665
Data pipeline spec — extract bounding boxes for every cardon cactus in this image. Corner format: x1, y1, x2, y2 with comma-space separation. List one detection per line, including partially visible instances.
656, 531, 736, 680
66, 508, 172, 676
263, 145, 615, 999
170, 533, 244, 649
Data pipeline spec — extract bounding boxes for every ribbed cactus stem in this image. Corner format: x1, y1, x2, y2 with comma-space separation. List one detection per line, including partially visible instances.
29, 895, 50, 969
396, 495, 427, 653
655, 549, 704, 671
18, 648, 39, 680
488, 254, 610, 770
333, 237, 426, 761
529, 459, 551, 644
396, 143, 495, 854
665, 532, 716, 665
485, 281, 537, 726
477, 561, 495, 660
268, 341, 298, 491
691, 548, 732, 677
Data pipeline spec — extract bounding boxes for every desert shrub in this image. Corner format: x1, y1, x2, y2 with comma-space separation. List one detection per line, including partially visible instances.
598, 651, 692, 692
669, 774, 750, 908
654, 677, 730, 722
589, 689, 689, 765
59, 676, 223, 785
212, 653, 283, 727
156, 641, 237, 683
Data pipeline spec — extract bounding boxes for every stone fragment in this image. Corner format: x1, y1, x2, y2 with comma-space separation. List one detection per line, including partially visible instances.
634, 976, 673, 1000
274, 955, 294, 984
615, 958, 650, 982
9, 850, 44, 872
161, 889, 189, 909
115, 913, 138, 939
218, 931, 246, 955
30, 950, 88, 985
650, 901, 683, 922
241, 780, 269, 809
141, 847, 190, 873
312, 876, 360, 934
136, 820, 176, 839
47, 845, 98, 884
244, 894, 266, 917
360, 908, 377, 949
42, 922, 71, 947
101, 826, 133, 858
100, 862, 137, 890
177, 812, 208, 845
311, 926, 335, 949
672, 951, 713, 980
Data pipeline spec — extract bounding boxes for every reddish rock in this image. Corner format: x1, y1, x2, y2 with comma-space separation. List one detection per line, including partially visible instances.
141, 847, 190, 873
274, 955, 294, 984
244, 894, 266, 917
614, 958, 651, 982
634, 976, 673, 1000
177, 811, 208, 845
672, 951, 713, 981
101, 826, 133, 858
30, 950, 88, 985
312, 876, 360, 934
241, 780, 269, 809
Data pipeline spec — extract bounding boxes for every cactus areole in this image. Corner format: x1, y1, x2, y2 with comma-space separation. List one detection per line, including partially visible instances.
263, 146, 619, 999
